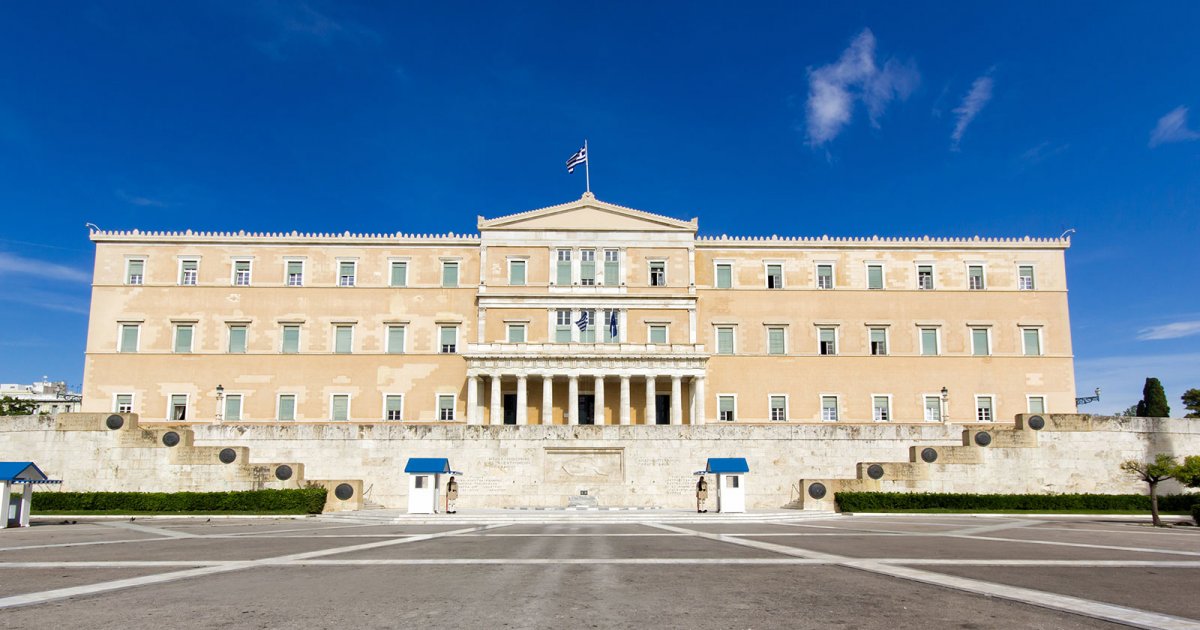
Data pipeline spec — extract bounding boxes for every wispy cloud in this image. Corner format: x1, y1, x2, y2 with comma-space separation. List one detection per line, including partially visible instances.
1020, 141, 1069, 165
1148, 106, 1200, 147
950, 72, 994, 150
1137, 320, 1200, 341
116, 189, 169, 208
804, 29, 919, 147
0, 252, 91, 283
253, 1, 380, 59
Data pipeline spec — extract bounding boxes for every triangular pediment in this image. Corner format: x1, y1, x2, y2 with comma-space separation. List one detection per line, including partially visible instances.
478, 193, 697, 232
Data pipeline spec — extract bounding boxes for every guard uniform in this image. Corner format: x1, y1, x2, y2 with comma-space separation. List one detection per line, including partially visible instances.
446, 476, 459, 514
696, 476, 709, 513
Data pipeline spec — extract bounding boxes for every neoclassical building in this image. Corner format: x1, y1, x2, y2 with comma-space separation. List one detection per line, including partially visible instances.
82, 193, 1075, 426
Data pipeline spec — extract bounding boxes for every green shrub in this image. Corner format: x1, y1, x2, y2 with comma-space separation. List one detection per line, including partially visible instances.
1193, 505, 1199, 527
31, 488, 327, 514
835, 492, 1200, 513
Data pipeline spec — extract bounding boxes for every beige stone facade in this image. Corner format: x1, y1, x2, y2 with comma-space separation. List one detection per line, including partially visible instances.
82, 193, 1075, 427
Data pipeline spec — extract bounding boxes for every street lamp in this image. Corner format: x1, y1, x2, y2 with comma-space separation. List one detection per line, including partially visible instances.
215, 384, 225, 422
940, 386, 949, 422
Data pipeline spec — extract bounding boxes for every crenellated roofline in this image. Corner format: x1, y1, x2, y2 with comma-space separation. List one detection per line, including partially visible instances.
89, 229, 480, 245
696, 234, 1071, 249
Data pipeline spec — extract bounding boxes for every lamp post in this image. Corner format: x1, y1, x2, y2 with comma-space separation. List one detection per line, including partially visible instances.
940, 386, 949, 422
215, 384, 224, 423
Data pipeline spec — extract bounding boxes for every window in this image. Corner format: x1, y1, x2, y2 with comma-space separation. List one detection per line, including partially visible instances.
821, 396, 839, 421
286, 260, 304, 286
818, 327, 837, 355
1018, 265, 1036, 290
580, 250, 596, 286
728, 476, 739, 489
649, 324, 667, 344
438, 394, 456, 421
385, 395, 404, 421
767, 326, 785, 355
816, 264, 834, 289
114, 394, 133, 414
715, 263, 732, 289
649, 260, 666, 287
718, 395, 736, 422
920, 328, 939, 356
968, 265, 985, 290
228, 325, 247, 353
1022, 328, 1042, 356
1028, 396, 1046, 414
170, 394, 188, 421
414, 476, 426, 489
872, 396, 891, 422
769, 395, 787, 421
509, 259, 526, 286
441, 261, 459, 288
867, 264, 884, 290
716, 326, 735, 355
869, 328, 888, 355
556, 249, 572, 285
331, 394, 349, 421
119, 323, 140, 353
924, 395, 942, 422
386, 325, 406, 354
174, 324, 194, 353
180, 259, 198, 286
507, 323, 526, 343
338, 261, 356, 287
602, 309, 619, 343
224, 394, 243, 421
390, 261, 408, 287
555, 310, 572, 343
971, 328, 991, 356
233, 260, 251, 286
603, 249, 620, 285
277, 394, 296, 421
334, 325, 353, 354
439, 325, 457, 353
766, 264, 783, 289
282, 325, 300, 354
126, 259, 145, 285
976, 396, 994, 422
917, 265, 934, 290
578, 309, 596, 343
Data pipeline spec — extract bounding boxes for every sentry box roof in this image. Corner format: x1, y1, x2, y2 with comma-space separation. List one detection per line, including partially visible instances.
0, 461, 62, 484
403, 458, 461, 475
700, 458, 750, 474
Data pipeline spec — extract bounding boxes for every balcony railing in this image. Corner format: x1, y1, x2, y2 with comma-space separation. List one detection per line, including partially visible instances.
466, 342, 706, 355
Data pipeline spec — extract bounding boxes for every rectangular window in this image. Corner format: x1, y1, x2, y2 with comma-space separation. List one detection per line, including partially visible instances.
766, 264, 783, 289
440, 325, 457, 353
821, 396, 839, 422
971, 328, 991, 356
233, 260, 251, 286
580, 249, 596, 286
603, 249, 620, 285
818, 327, 837, 355
649, 324, 668, 344
1028, 396, 1046, 414
441, 261, 459, 288
170, 394, 188, 421
115, 394, 133, 414
968, 265, 985, 290
386, 325, 406, 354
555, 309, 572, 343
1018, 265, 1035, 290
867, 264, 884, 290
385, 395, 403, 421
277, 394, 296, 421
556, 249, 572, 285
286, 260, 304, 286
976, 396, 994, 422
282, 325, 300, 354
390, 261, 408, 287
718, 395, 735, 422
126, 259, 145, 285
767, 327, 785, 355
649, 261, 666, 287
920, 328, 939, 356
119, 324, 140, 353
715, 263, 732, 289
509, 260, 526, 286
816, 264, 834, 289
872, 396, 891, 422
224, 394, 243, 421
228, 325, 247, 353
1022, 328, 1042, 356
716, 326, 735, 355
331, 394, 349, 421
334, 325, 353, 354
174, 324, 194, 353
924, 395, 942, 422
438, 394, 455, 421
869, 328, 888, 355
917, 265, 934, 290
507, 323, 526, 343
769, 395, 787, 421
180, 259, 198, 286
578, 309, 596, 343
602, 309, 619, 343
338, 261, 356, 287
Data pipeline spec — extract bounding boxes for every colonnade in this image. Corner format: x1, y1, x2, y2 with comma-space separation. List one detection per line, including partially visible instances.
465, 373, 706, 426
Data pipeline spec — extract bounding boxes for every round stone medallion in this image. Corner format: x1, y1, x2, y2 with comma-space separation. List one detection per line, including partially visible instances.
218, 448, 237, 464
974, 431, 993, 447
1027, 415, 1046, 430
808, 482, 827, 500
275, 465, 293, 481
866, 464, 885, 480
105, 414, 124, 430
920, 447, 939, 463
334, 483, 355, 500
161, 431, 180, 447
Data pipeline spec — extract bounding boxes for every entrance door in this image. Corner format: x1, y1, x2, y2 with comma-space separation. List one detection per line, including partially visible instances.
655, 394, 671, 425
502, 394, 517, 425
578, 395, 595, 425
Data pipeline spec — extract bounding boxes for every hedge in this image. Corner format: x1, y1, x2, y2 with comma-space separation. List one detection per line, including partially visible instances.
29, 488, 327, 514
1193, 505, 1200, 526
835, 492, 1200, 513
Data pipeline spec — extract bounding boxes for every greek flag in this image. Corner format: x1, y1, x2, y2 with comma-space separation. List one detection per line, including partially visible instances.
575, 310, 590, 331
566, 146, 587, 173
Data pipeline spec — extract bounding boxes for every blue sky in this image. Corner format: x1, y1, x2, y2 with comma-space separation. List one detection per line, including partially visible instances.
0, 2, 1197, 414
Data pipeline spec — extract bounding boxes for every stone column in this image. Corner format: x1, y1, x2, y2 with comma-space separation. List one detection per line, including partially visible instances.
619, 375, 631, 425
489, 373, 502, 426
645, 375, 657, 425
466, 375, 479, 425
594, 375, 605, 425
516, 375, 528, 426
0, 481, 8, 529
693, 376, 706, 425
542, 375, 554, 425
568, 375, 579, 425
671, 375, 683, 425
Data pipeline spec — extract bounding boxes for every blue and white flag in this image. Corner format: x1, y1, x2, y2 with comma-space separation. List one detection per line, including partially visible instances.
575, 310, 590, 331
608, 309, 618, 339
566, 146, 587, 174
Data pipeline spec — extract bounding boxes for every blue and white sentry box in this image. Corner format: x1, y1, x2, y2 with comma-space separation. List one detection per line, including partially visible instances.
1, 462, 62, 529
404, 458, 454, 515
703, 458, 749, 513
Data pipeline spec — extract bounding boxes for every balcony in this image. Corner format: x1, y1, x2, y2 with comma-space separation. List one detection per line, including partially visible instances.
464, 342, 708, 375
466, 342, 705, 357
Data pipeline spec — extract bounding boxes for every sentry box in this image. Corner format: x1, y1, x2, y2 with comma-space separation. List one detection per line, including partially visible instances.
1, 462, 62, 529
696, 457, 749, 513
404, 458, 460, 515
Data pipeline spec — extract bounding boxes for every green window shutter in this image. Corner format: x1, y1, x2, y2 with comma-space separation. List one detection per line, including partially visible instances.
716, 264, 732, 289
821, 396, 838, 420
278, 396, 295, 421
556, 326, 572, 343
331, 395, 349, 421
768, 328, 784, 354
921, 329, 938, 355
868, 265, 883, 289
817, 265, 833, 288
440, 326, 457, 352
115, 394, 132, 411
390, 262, 407, 287
438, 395, 455, 420
170, 395, 187, 420
870, 329, 886, 343
969, 265, 984, 289
442, 263, 458, 288
1018, 265, 1035, 290
339, 262, 355, 285
229, 326, 247, 353
604, 260, 619, 285
287, 261, 302, 276
510, 261, 525, 285
556, 260, 571, 286
508, 325, 525, 343
766, 264, 783, 288
120, 325, 139, 352
717, 328, 733, 354
925, 397, 941, 421
718, 396, 734, 420
972, 329, 989, 355
174, 326, 193, 353
225, 396, 241, 421
386, 395, 403, 414
770, 396, 786, 416
1024, 329, 1041, 355
649, 325, 667, 344
581, 258, 595, 284
127, 260, 144, 283
1028, 397, 1045, 413
282, 326, 300, 353
335, 326, 352, 353
387, 326, 405, 354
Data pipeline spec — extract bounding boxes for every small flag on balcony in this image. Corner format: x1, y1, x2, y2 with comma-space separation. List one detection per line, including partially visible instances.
575, 310, 590, 331
608, 309, 618, 340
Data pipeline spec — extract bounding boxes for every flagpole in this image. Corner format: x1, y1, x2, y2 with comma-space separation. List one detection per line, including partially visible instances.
584, 139, 591, 194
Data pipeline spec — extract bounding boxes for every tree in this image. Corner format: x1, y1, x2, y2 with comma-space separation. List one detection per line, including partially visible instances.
0, 396, 36, 416
1182, 389, 1200, 418
1121, 454, 1182, 526
1115, 404, 1140, 417
1138, 378, 1171, 418
1176, 456, 1200, 488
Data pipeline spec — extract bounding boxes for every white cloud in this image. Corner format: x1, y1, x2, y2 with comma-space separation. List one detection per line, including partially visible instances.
1020, 141, 1069, 165
1149, 106, 1200, 147
1075, 353, 1200, 416
1137, 320, 1200, 341
0, 252, 91, 283
804, 29, 918, 146
950, 74, 994, 150
116, 189, 169, 208
253, 1, 380, 59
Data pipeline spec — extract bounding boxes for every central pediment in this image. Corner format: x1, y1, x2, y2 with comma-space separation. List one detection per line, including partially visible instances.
478, 193, 697, 232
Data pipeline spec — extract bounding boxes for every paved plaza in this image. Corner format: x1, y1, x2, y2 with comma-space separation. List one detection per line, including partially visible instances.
1, 513, 1198, 629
